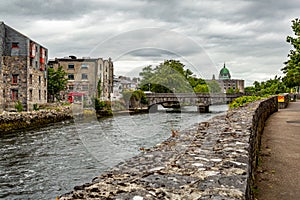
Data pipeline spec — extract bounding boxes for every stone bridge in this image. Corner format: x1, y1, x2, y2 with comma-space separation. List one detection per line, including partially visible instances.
145, 93, 243, 112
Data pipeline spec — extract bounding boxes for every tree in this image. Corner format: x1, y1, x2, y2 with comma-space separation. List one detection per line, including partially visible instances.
139, 60, 207, 93
121, 89, 147, 108
207, 80, 222, 93
282, 18, 300, 91
97, 79, 102, 98
247, 76, 287, 96
47, 66, 68, 102
193, 84, 209, 93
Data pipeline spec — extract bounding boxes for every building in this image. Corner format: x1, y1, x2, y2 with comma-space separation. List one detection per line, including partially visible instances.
48, 56, 113, 102
111, 76, 140, 100
216, 63, 244, 93
206, 63, 244, 93
0, 22, 48, 111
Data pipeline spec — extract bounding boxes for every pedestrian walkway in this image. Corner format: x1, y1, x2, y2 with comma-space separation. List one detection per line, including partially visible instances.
255, 101, 300, 200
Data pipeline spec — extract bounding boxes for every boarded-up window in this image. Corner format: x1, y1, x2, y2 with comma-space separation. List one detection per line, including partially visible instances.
11, 89, 18, 101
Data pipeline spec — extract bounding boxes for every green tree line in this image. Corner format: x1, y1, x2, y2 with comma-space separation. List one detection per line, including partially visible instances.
138, 60, 222, 93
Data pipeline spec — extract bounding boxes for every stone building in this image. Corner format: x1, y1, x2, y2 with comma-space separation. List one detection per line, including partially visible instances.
207, 63, 244, 93
0, 22, 48, 111
48, 56, 113, 102
216, 63, 244, 93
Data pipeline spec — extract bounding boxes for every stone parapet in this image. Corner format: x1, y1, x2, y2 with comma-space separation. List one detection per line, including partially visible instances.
59, 97, 277, 200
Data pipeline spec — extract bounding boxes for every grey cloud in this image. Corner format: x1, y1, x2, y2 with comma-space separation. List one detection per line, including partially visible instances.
0, 0, 98, 19
0, 0, 299, 84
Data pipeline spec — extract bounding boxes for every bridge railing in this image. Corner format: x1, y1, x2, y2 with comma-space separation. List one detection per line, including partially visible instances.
145, 93, 243, 98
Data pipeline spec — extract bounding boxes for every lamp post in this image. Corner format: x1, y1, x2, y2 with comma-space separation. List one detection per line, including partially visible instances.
148, 83, 151, 92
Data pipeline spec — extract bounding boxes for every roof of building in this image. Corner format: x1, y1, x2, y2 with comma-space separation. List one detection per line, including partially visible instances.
219, 63, 231, 80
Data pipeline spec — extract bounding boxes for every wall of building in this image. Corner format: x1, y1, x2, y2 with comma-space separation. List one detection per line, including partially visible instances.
218, 79, 245, 93
2, 56, 28, 110
49, 56, 114, 101
0, 22, 48, 111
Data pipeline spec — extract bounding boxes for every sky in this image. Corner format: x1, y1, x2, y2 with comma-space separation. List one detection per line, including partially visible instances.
0, 0, 299, 86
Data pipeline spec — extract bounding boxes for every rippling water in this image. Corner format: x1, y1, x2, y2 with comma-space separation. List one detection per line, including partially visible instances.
0, 105, 227, 199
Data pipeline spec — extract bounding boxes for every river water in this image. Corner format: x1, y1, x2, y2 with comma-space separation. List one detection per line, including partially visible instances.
0, 105, 228, 200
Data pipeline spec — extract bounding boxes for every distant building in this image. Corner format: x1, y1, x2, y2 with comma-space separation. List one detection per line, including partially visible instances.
0, 22, 48, 111
48, 56, 113, 102
208, 63, 244, 93
111, 76, 140, 100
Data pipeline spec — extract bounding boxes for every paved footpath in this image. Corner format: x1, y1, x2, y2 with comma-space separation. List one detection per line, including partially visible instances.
256, 101, 300, 200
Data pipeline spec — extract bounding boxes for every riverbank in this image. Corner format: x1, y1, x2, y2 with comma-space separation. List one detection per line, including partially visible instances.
0, 106, 73, 134
0, 106, 151, 134
59, 97, 277, 199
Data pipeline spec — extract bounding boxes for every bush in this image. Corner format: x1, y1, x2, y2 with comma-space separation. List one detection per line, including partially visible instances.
229, 96, 262, 109
93, 98, 112, 111
15, 101, 23, 112
33, 104, 39, 111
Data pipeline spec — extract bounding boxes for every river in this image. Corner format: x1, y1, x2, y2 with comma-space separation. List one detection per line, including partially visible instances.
0, 105, 228, 200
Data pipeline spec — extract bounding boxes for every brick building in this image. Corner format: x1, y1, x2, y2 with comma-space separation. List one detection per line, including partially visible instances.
0, 22, 48, 111
48, 56, 113, 102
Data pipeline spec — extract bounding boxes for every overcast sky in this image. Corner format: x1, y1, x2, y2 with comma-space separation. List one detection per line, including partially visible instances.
0, 0, 299, 86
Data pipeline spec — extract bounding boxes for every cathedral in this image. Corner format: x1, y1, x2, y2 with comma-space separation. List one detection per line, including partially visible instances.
210, 63, 244, 93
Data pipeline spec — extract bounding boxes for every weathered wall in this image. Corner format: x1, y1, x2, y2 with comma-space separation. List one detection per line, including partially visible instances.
2, 56, 28, 110
0, 106, 73, 134
59, 97, 277, 200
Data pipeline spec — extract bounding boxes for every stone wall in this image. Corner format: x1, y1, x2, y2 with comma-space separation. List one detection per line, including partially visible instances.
59, 96, 277, 200
0, 106, 73, 134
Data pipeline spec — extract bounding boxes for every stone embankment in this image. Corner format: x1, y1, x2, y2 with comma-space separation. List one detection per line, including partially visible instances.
59, 97, 277, 200
0, 106, 73, 134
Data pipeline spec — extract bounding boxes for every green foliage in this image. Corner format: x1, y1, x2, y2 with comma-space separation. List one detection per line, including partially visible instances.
193, 84, 209, 93
33, 103, 39, 111
226, 87, 235, 94
246, 76, 288, 96
93, 98, 111, 111
122, 89, 147, 108
139, 60, 207, 93
229, 96, 262, 109
282, 18, 300, 89
47, 66, 68, 102
15, 100, 23, 112
207, 80, 222, 93
97, 79, 102, 98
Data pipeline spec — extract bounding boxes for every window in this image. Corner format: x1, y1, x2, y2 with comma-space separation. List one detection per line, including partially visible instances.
29, 89, 33, 101
68, 64, 75, 69
82, 85, 89, 90
12, 74, 18, 84
81, 63, 88, 69
68, 85, 74, 91
81, 73, 88, 80
12, 42, 19, 48
68, 74, 74, 80
44, 90, 47, 100
29, 74, 33, 85
39, 76, 41, 85
39, 90, 41, 101
11, 89, 18, 101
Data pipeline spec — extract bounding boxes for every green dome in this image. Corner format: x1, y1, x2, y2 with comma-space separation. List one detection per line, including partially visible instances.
219, 63, 231, 80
